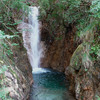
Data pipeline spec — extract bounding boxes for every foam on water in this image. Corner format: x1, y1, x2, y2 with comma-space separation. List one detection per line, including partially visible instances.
32, 68, 50, 74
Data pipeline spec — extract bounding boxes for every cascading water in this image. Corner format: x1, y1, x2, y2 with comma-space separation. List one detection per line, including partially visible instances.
28, 7, 41, 69
22, 6, 49, 73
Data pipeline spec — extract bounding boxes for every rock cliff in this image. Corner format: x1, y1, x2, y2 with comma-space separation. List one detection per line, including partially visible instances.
0, 39, 33, 100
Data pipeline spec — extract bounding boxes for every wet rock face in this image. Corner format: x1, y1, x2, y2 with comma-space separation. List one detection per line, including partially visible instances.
41, 26, 77, 72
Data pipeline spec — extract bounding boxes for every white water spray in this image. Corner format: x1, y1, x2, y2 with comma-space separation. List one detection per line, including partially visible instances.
28, 7, 41, 69
21, 7, 49, 73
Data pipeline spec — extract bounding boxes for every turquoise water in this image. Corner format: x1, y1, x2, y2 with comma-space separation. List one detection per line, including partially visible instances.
30, 69, 74, 100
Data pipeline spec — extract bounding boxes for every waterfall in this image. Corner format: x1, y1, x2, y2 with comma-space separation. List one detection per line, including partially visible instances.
28, 7, 41, 69
21, 6, 49, 73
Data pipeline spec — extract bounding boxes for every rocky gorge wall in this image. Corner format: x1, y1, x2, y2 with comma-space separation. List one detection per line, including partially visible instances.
0, 39, 33, 100
66, 44, 100, 100
41, 25, 78, 72
40, 24, 100, 100
65, 31, 100, 100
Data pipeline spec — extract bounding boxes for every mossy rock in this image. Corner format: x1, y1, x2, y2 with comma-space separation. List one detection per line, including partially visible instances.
70, 44, 84, 71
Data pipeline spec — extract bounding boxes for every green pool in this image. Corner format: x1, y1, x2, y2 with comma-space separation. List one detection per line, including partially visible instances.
30, 69, 74, 100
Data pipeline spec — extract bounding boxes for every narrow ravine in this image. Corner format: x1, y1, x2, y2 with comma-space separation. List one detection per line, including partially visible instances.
1, 0, 100, 100
22, 6, 75, 100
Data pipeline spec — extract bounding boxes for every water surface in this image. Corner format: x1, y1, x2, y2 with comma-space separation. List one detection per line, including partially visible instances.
30, 69, 74, 100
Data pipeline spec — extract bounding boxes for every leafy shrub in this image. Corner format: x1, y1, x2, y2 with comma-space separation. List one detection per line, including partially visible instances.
38, 0, 90, 35
0, 30, 19, 60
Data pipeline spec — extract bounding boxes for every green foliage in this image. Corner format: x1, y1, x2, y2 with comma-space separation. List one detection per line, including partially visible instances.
38, 0, 90, 35
0, 30, 18, 39
0, 30, 19, 59
91, 0, 100, 19
78, 0, 100, 34
0, 60, 11, 100
96, 95, 100, 100
38, 0, 99, 38
0, 0, 28, 37
90, 33, 100, 61
39, 0, 67, 34
0, 0, 28, 22
0, 65, 8, 74
0, 88, 9, 100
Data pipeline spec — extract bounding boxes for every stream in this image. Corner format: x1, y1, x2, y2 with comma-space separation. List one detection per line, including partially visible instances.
30, 68, 74, 100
